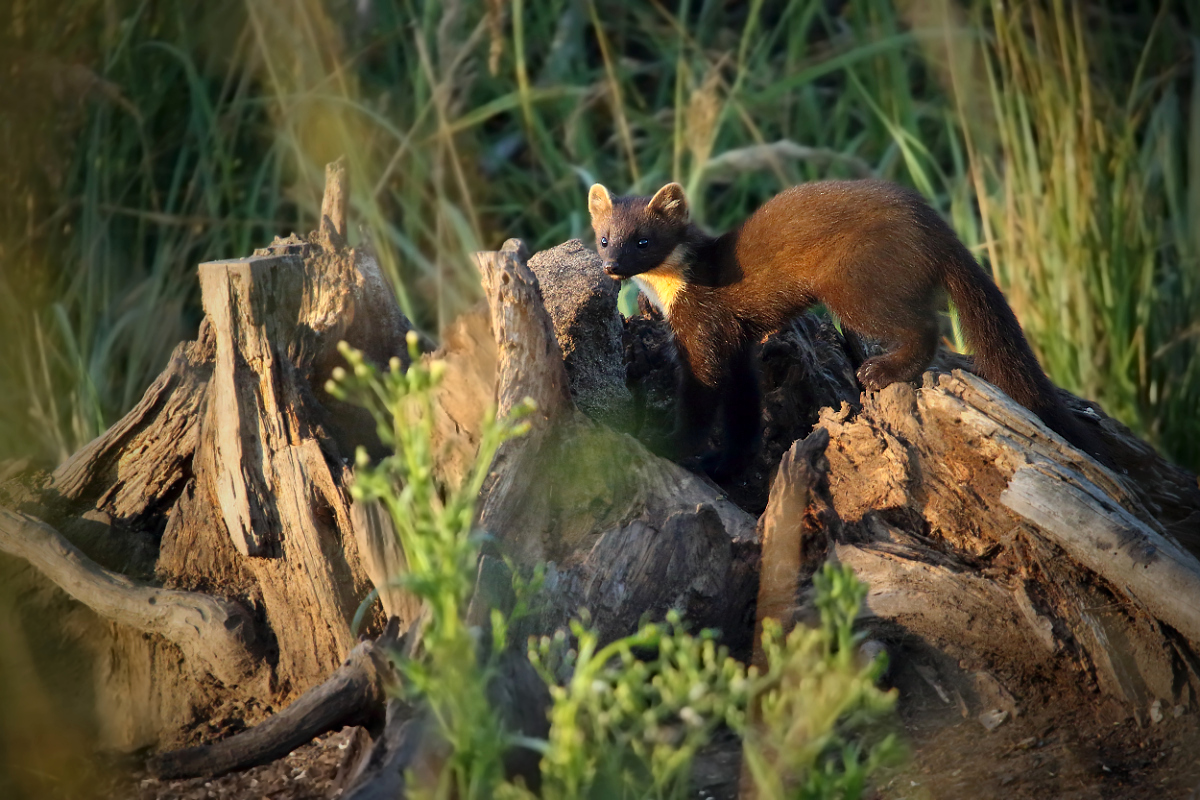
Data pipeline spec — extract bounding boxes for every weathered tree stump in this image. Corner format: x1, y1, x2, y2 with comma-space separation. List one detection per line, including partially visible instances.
0, 164, 416, 750
0, 168, 759, 782
808, 373, 1200, 725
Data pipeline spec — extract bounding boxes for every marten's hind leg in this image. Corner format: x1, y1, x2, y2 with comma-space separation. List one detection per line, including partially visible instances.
855, 315, 940, 392
818, 253, 942, 392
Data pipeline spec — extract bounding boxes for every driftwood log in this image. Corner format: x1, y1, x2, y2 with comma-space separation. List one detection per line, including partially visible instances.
1, 161, 1199, 796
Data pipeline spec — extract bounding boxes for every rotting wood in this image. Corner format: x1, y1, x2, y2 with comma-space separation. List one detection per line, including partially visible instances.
200, 254, 295, 557
740, 427, 834, 800
0, 507, 256, 685
5, 158, 1200, 791
319, 157, 349, 249
349, 498, 420, 622
473, 238, 573, 563
0, 163, 404, 751
29, 223, 758, 778
176, 246, 374, 684
340, 703, 430, 800
812, 371, 1200, 719
932, 370, 1198, 537
468, 239, 759, 645
751, 427, 832, 671
834, 538, 1058, 667
1001, 462, 1200, 645
48, 328, 214, 532
526, 239, 631, 426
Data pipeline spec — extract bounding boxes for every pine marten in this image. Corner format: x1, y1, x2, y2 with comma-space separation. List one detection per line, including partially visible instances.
588, 179, 1104, 474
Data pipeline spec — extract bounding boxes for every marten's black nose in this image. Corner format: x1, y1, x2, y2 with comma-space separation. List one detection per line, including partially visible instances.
602, 261, 624, 278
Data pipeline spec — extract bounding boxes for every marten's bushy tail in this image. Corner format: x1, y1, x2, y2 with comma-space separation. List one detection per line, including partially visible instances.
939, 241, 1107, 462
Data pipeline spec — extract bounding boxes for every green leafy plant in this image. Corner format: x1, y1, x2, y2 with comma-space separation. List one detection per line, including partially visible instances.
518, 564, 899, 800
525, 610, 750, 800
327, 335, 535, 800
743, 565, 900, 800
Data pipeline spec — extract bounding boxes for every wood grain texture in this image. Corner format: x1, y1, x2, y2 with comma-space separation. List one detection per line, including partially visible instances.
50, 329, 214, 527
319, 157, 348, 248
752, 428, 832, 671
811, 368, 1200, 717
1002, 463, 1200, 645
0, 507, 256, 685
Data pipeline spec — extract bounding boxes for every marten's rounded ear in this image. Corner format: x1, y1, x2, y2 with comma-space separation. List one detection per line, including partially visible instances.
647, 182, 689, 223
588, 184, 613, 219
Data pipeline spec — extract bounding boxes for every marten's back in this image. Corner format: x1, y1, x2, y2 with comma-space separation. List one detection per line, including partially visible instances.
714, 180, 952, 330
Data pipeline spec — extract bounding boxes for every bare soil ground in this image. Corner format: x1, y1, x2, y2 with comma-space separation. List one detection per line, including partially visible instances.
102, 666, 1200, 800
123, 729, 353, 800
880, 658, 1200, 800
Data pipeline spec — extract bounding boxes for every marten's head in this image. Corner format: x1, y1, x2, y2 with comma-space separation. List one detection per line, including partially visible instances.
588, 183, 690, 279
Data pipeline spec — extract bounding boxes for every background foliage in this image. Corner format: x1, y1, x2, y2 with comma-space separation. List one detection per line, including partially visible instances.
2, 0, 1197, 468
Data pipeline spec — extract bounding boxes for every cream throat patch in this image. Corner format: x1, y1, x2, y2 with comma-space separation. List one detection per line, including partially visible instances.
631, 244, 688, 316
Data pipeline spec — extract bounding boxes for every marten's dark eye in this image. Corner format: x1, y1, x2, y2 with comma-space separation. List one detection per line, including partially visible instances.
637, 238, 649, 249
600, 236, 608, 248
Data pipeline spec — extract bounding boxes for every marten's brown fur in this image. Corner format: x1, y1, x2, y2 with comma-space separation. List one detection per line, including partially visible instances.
588, 179, 1103, 473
